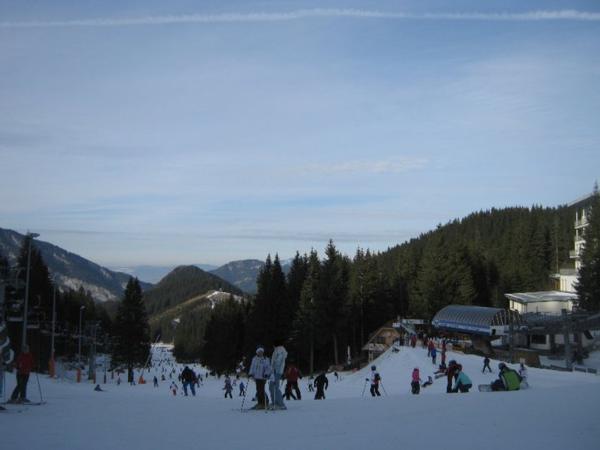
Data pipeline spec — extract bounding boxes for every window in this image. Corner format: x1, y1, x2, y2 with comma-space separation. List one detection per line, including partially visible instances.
531, 335, 547, 345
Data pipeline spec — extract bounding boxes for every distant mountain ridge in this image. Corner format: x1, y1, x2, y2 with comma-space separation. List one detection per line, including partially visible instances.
111, 264, 219, 284
0, 227, 151, 302
144, 265, 244, 317
210, 259, 265, 294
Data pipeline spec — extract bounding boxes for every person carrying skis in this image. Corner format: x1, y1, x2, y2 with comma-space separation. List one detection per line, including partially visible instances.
482, 356, 492, 373
9, 345, 34, 404
284, 361, 302, 400
411, 367, 421, 394
369, 365, 382, 397
452, 367, 472, 393
491, 363, 522, 391
223, 375, 233, 398
248, 346, 271, 410
181, 366, 196, 396
314, 372, 328, 400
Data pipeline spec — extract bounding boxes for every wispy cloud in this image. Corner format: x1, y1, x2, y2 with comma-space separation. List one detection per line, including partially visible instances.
1, 9, 599, 28
302, 157, 429, 175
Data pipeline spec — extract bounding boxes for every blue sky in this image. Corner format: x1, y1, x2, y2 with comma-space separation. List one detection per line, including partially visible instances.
1, 0, 599, 267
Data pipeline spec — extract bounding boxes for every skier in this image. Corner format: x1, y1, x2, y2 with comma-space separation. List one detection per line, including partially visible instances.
9, 345, 34, 404
427, 339, 435, 357
431, 346, 437, 365
491, 363, 522, 391
248, 347, 271, 410
153, 376, 159, 387
411, 367, 421, 394
223, 375, 233, 399
284, 361, 302, 400
369, 366, 382, 397
239, 380, 246, 397
482, 356, 492, 373
170, 381, 178, 396
308, 377, 314, 392
314, 372, 328, 400
181, 366, 196, 396
269, 340, 288, 410
452, 367, 472, 393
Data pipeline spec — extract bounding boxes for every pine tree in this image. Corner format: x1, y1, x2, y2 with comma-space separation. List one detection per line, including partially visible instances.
576, 187, 600, 311
111, 277, 150, 381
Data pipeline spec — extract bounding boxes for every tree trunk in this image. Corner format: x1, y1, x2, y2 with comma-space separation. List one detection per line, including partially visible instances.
309, 336, 314, 376
333, 333, 339, 366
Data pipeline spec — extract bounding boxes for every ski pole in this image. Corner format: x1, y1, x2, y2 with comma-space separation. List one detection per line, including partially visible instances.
361, 378, 368, 397
35, 371, 44, 404
380, 381, 388, 396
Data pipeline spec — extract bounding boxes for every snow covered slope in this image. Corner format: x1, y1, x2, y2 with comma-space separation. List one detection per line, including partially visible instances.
3, 345, 599, 450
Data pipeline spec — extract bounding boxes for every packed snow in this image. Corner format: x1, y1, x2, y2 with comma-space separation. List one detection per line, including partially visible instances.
2, 343, 600, 450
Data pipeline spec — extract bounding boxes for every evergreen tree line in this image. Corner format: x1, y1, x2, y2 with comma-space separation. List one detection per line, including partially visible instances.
187, 203, 600, 375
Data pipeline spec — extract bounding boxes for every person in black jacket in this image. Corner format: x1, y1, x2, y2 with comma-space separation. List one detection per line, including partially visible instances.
181, 366, 196, 396
314, 373, 329, 400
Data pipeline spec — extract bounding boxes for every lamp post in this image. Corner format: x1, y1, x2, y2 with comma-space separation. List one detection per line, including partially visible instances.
78, 305, 85, 366
22, 232, 40, 347
49, 276, 57, 377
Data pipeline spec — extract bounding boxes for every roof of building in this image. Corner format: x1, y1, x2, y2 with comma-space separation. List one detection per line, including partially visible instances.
568, 192, 597, 209
505, 291, 578, 304
432, 305, 519, 336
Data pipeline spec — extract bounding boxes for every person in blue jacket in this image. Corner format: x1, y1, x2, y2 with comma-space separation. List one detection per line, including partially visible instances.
452, 367, 472, 393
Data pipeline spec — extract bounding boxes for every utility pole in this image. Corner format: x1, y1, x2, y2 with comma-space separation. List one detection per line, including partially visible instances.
22, 232, 40, 347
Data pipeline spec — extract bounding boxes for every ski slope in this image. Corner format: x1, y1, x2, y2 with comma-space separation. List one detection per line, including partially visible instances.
2, 344, 599, 450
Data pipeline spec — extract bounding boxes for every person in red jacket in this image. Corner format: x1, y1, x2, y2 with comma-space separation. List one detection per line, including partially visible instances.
10, 345, 34, 403
284, 361, 302, 400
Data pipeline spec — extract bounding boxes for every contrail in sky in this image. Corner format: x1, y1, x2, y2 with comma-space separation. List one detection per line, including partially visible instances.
1, 9, 600, 28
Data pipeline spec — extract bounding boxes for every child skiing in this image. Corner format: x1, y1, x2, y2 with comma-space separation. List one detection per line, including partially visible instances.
369, 366, 382, 397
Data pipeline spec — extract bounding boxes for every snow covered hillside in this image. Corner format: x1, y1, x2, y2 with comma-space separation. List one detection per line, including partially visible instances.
3, 344, 599, 450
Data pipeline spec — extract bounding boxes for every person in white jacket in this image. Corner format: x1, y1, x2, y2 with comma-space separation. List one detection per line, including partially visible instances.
269, 340, 288, 410
248, 347, 271, 410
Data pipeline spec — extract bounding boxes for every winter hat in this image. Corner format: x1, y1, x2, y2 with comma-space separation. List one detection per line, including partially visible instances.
256, 347, 264, 354
371, 365, 376, 370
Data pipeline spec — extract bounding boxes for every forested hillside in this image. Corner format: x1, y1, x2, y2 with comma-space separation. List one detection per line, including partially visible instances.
143, 265, 243, 316
181, 204, 582, 374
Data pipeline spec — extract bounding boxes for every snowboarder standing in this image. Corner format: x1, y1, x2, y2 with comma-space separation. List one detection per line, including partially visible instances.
369, 366, 382, 397
482, 357, 492, 373
248, 347, 271, 410
314, 372, 328, 400
223, 375, 233, 399
269, 340, 288, 410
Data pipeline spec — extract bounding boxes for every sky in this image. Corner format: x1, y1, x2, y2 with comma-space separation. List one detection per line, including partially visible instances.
0, 0, 599, 268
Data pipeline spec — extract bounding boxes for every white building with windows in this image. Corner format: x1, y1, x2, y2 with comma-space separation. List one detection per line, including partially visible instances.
557, 192, 596, 292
